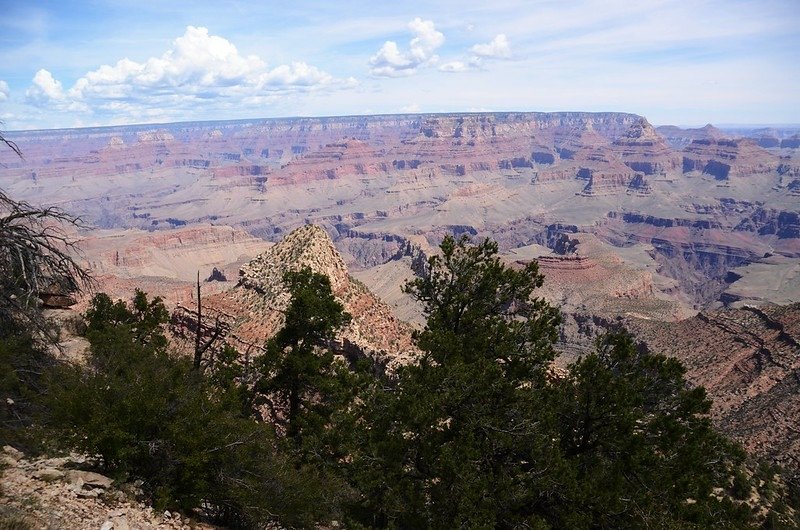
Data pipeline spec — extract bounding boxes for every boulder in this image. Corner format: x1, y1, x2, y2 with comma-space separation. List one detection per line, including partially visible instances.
67, 469, 114, 489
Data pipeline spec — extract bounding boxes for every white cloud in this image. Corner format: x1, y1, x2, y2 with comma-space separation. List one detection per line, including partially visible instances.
369, 18, 444, 77
471, 34, 511, 59
438, 34, 510, 73
23, 26, 354, 120
439, 61, 471, 73
26, 69, 64, 102
0, 80, 9, 102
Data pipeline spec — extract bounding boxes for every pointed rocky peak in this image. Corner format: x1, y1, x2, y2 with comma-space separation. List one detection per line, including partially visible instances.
239, 224, 350, 296
172, 223, 418, 371
690, 123, 727, 141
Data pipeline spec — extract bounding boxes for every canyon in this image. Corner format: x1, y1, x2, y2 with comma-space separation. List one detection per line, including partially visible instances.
2, 112, 797, 313
1, 111, 799, 476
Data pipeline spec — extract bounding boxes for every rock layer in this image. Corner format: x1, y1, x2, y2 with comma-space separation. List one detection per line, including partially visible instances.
628, 304, 800, 474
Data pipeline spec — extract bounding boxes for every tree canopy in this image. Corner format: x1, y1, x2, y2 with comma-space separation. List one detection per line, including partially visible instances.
344, 234, 762, 529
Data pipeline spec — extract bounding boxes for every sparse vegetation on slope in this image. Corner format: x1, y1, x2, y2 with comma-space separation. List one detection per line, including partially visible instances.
1, 226, 797, 529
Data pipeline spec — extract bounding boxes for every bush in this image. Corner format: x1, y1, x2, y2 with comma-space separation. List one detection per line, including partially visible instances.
45, 291, 348, 528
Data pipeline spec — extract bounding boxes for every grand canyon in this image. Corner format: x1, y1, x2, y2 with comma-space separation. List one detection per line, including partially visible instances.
2, 110, 799, 525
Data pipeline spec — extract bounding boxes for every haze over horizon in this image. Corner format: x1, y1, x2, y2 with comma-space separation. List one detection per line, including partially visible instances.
1, 0, 798, 131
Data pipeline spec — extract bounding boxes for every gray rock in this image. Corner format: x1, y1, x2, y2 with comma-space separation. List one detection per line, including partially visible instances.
77, 488, 101, 498
112, 516, 130, 530
67, 469, 114, 489
32, 467, 65, 482
2, 445, 24, 460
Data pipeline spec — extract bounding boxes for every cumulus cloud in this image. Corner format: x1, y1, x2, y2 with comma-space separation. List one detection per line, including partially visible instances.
0, 81, 9, 102
439, 34, 511, 73
23, 26, 355, 119
369, 18, 444, 77
26, 70, 65, 102
471, 34, 511, 59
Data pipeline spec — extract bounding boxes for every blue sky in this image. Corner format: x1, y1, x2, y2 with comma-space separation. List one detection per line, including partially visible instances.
0, 0, 797, 130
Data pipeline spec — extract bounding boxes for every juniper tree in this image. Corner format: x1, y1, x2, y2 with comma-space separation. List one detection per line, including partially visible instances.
255, 267, 353, 454
345, 235, 762, 529
348, 235, 566, 528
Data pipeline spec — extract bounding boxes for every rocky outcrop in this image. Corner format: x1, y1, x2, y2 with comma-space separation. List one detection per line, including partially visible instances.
735, 208, 800, 240
170, 225, 417, 372
682, 138, 776, 180
611, 118, 680, 176
781, 135, 800, 149
655, 123, 727, 148
628, 304, 800, 475
0, 446, 207, 529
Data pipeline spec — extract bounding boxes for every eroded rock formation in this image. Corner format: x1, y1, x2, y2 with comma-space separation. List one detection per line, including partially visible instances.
628, 304, 800, 475
170, 225, 417, 372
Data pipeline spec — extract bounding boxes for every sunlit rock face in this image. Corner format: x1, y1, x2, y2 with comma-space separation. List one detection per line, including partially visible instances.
170, 224, 418, 373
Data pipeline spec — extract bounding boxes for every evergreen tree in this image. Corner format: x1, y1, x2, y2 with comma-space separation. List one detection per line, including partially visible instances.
551, 333, 754, 528
346, 235, 763, 529
47, 290, 347, 528
255, 266, 353, 454
348, 235, 566, 528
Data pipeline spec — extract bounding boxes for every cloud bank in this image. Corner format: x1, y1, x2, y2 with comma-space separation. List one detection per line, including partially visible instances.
24, 26, 355, 122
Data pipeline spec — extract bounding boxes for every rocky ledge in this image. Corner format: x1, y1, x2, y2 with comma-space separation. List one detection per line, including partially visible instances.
628, 304, 800, 475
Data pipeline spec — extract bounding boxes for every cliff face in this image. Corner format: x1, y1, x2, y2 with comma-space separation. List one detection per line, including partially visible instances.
170, 225, 417, 371
629, 304, 800, 474
0, 111, 654, 196
682, 138, 776, 180
3, 111, 798, 311
79, 224, 271, 280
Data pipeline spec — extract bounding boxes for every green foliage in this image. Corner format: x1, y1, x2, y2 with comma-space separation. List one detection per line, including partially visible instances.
348, 235, 566, 527
255, 267, 353, 453
0, 335, 56, 451
84, 289, 169, 357
345, 235, 760, 529
405, 234, 561, 372
551, 333, 753, 528
46, 291, 345, 528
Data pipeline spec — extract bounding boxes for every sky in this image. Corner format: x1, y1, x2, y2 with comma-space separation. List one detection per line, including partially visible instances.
0, 0, 798, 130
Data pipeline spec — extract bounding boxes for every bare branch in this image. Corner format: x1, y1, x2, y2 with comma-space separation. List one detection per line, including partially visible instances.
0, 188, 93, 339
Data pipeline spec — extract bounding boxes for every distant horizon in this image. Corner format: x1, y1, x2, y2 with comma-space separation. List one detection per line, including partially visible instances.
4, 110, 800, 135
1, 1, 797, 130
